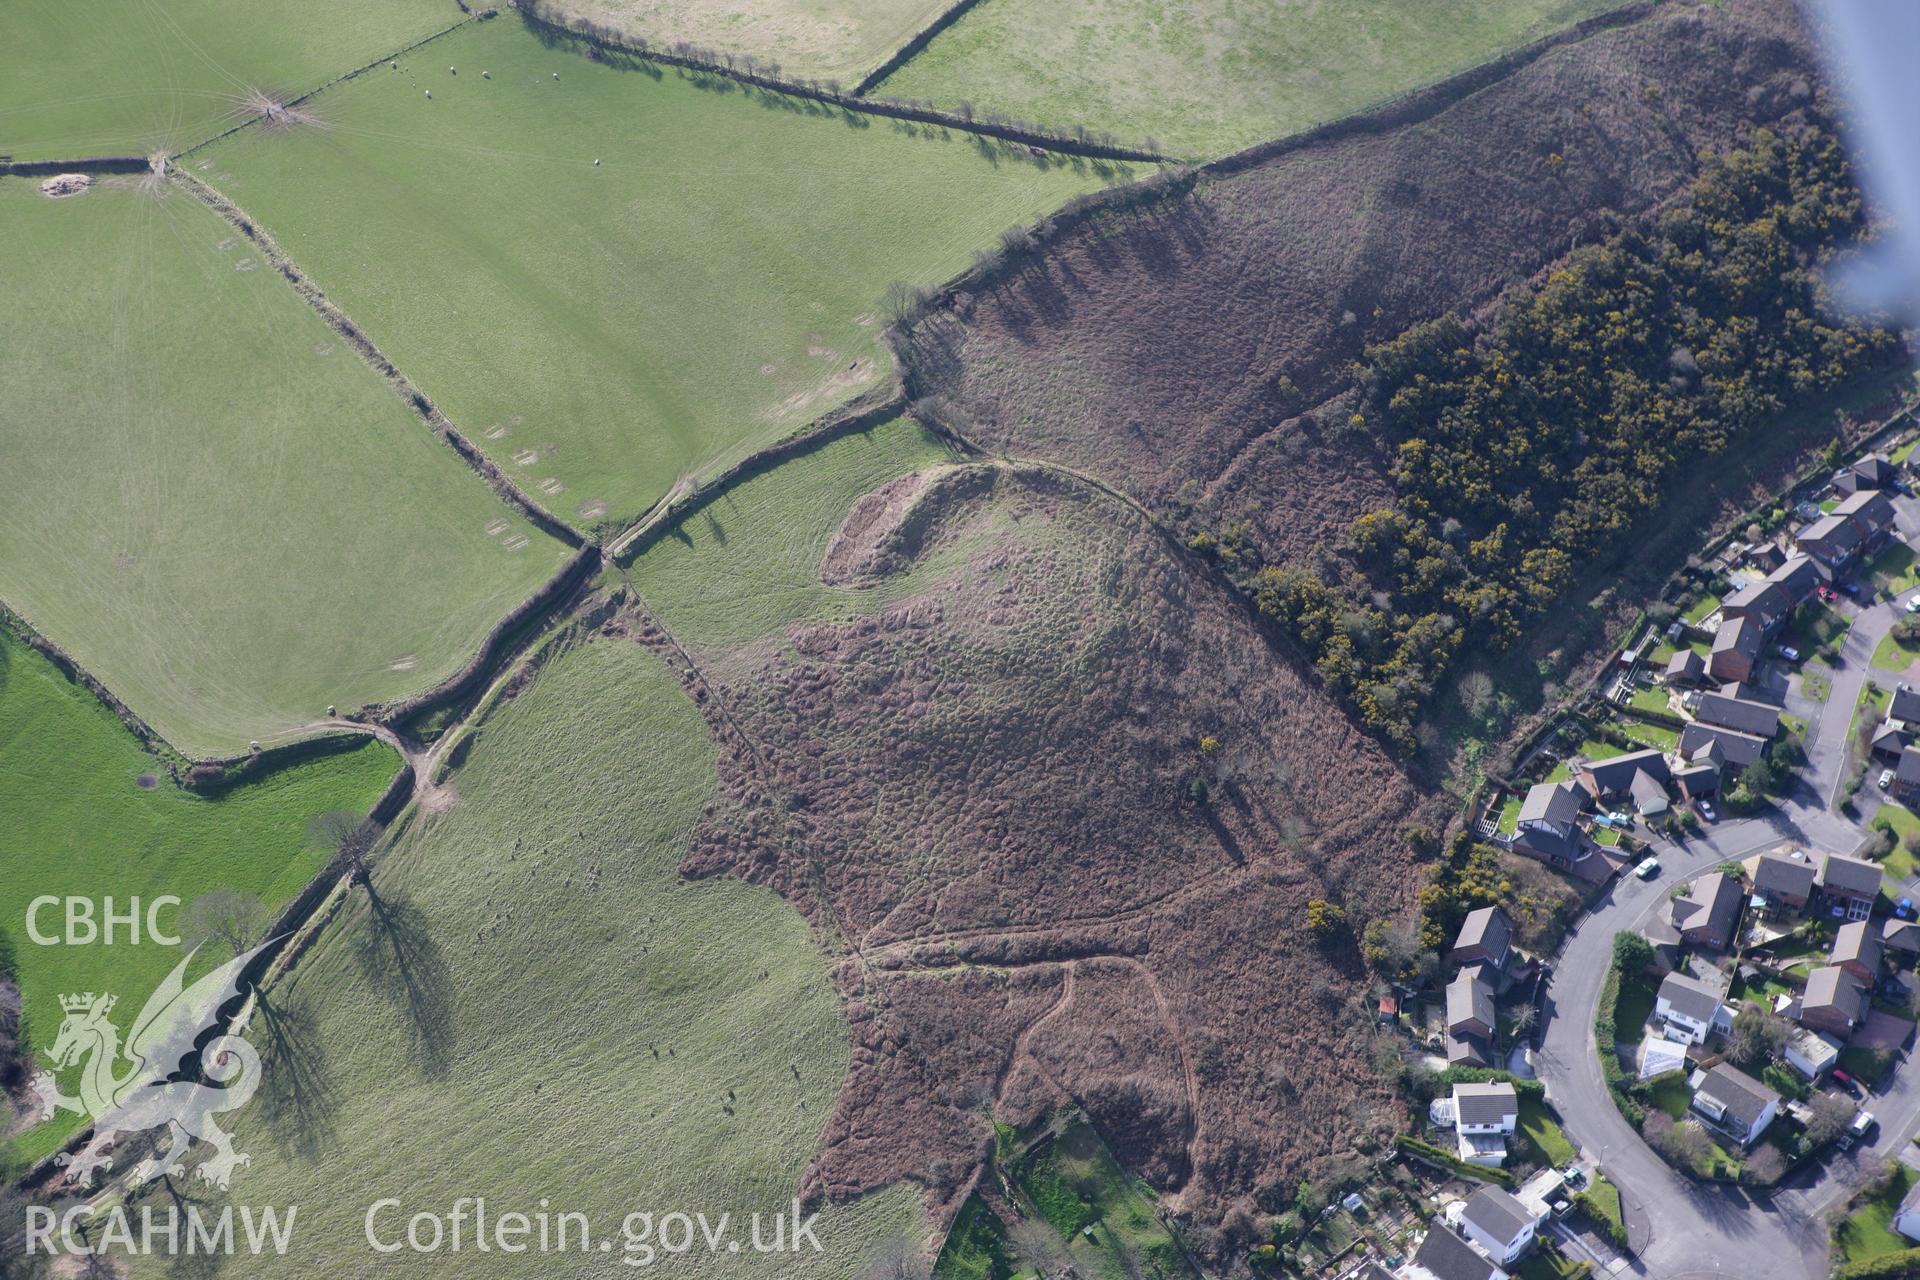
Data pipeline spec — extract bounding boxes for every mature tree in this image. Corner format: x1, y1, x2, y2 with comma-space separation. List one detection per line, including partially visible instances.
1612, 931, 1655, 975
180, 890, 267, 959
1807, 1091, 1857, 1147
1727, 1005, 1791, 1070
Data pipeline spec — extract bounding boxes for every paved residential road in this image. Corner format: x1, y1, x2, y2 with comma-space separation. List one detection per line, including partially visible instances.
1531, 524, 1920, 1280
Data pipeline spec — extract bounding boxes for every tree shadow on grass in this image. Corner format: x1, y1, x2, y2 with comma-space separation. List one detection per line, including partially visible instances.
354, 886, 454, 1082
251, 988, 339, 1161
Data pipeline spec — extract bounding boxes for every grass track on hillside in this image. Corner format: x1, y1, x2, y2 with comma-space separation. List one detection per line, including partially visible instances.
1, 629, 399, 1165
201, 16, 1126, 532
876, 0, 1630, 161
128, 631, 919, 1276
0, 180, 568, 758
0, 0, 456, 161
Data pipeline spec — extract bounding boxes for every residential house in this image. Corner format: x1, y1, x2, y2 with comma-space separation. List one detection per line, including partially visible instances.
1679, 721, 1768, 770
1454, 1187, 1538, 1266
1665, 648, 1707, 688
1800, 965, 1870, 1038
1580, 749, 1672, 816
1403, 1225, 1509, 1280
1871, 720, 1910, 762
1690, 1062, 1780, 1148
1445, 1031, 1491, 1069
1453, 1082, 1518, 1167
1710, 616, 1763, 684
1769, 552, 1828, 602
1819, 853, 1883, 921
1655, 970, 1731, 1044
1831, 920, 1885, 984
1670, 871, 1743, 952
1836, 454, 1897, 495
1796, 512, 1866, 575
1452, 906, 1515, 970
1718, 579, 1792, 631
1835, 488, 1897, 541
1674, 739, 1725, 801
1749, 853, 1815, 917
1506, 780, 1600, 875
1894, 745, 1920, 801
1747, 541, 1788, 573
1783, 1026, 1843, 1080
1447, 970, 1496, 1043
1694, 688, 1783, 740
1642, 917, 1685, 975
1885, 918, 1920, 961
1890, 684, 1920, 724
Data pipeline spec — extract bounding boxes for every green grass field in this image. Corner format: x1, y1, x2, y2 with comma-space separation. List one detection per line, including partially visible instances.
873, 0, 1630, 158
139, 630, 918, 1274
1010, 1117, 1195, 1280
0, 0, 457, 161
0, 179, 569, 759
0, 628, 400, 1165
546, 0, 948, 82
201, 16, 1124, 533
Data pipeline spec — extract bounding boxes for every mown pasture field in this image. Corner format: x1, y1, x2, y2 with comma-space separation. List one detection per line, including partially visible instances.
874, 0, 1630, 158
0, 629, 399, 1165
139, 628, 919, 1276
0, 0, 457, 161
543, 0, 949, 83
0, 179, 569, 760
200, 16, 1127, 533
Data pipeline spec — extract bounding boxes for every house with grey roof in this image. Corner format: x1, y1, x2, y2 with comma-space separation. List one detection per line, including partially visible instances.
1452, 1081, 1518, 1167
1837, 454, 1896, 495
1800, 965, 1869, 1039
1718, 579, 1791, 631
1820, 853, 1883, 922
1690, 1062, 1780, 1147
1454, 1187, 1539, 1266
1451, 906, 1514, 970
1885, 918, 1920, 959
1894, 745, 1920, 800
1710, 616, 1763, 684
1654, 970, 1730, 1044
1405, 1224, 1509, 1280
1694, 689, 1782, 739
1835, 488, 1897, 539
1831, 920, 1885, 984
1678, 721, 1768, 770
1890, 684, 1920, 724
1669, 871, 1743, 952
1796, 512, 1867, 574
1505, 779, 1599, 874
1665, 648, 1706, 688
1447, 970, 1496, 1042
1767, 552, 1827, 601
1581, 749, 1672, 816
1750, 853, 1815, 916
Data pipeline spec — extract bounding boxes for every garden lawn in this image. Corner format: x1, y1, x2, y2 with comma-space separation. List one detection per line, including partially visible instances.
132, 631, 920, 1276
1619, 718, 1678, 751
0, 629, 400, 1164
0, 180, 568, 758
1782, 602, 1849, 664
0, 0, 456, 160
1495, 795, 1523, 835
1872, 804, 1920, 883
1645, 1074, 1691, 1121
1628, 686, 1672, 717
1517, 1096, 1576, 1167
1585, 1176, 1624, 1239
1865, 542, 1920, 599
1614, 973, 1657, 1039
203, 16, 1124, 533
1873, 630, 1920, 676
1834, 1166, 1920, 1267
1683, 594, 1722, 625
872, 0, 1633, 159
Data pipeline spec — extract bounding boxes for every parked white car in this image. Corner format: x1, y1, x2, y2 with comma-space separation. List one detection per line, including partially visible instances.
1882, 769, 1896, 790
1635, 856, 1661, 879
